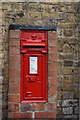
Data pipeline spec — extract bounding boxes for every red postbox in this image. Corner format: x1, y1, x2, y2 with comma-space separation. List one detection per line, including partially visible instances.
21, 30, 47, 103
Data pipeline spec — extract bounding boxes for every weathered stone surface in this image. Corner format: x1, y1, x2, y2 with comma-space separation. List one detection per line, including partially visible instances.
62, 107, 73, 115
62, 92, 74, 99
62, 99, 78, 107
74, 106, 79, 115
64, 115, 78, 119
58, 68, 78, 75
64, 60, 73, 67
57, 100, 62, 107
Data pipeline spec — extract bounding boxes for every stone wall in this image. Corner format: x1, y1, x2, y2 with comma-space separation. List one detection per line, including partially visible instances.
0, 2, 79, 119
0, 0, 80, 2
78, 2, 80, 119
0, 2, 2, 120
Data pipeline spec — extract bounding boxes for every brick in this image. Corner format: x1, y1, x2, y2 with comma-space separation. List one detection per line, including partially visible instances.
8, 95, 19, 103
9, 54, 20, 62
9, 78, 20, 87
48, 54, 57, 62
48, 63, 57, 71
48, 40, 57, 47
9, 62, 18, 70
21, 113, 32, 118
49, 86, 56, 94
9, 70, 19, 78
48, 78, 57, 86
48, 71, 57, 78
47, 102, 56, 111
8, 112, 21, 118
9, 46, 20, 55
48, 32, 56, 40
21, 103, 44, 112
48, 94, 57, 103
48, 47, 57, 54
8, 103, 19, 112
8, 112, 32, 118
33, 104, 44, 111
35, 112, 56, 118
21, 104, 32, 112
8, 85, 19, 94
9, 39, 20, 47
9, 30, 20, 39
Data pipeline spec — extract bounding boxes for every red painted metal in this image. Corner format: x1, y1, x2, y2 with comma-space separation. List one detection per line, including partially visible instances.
21, 30, 47, 103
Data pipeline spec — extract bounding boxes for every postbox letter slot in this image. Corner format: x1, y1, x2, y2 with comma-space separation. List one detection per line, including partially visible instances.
26, 92, 32, 94
24, 46, 45, 49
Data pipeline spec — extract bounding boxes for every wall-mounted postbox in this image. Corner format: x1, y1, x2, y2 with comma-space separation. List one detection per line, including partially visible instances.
21, 30, 47, 103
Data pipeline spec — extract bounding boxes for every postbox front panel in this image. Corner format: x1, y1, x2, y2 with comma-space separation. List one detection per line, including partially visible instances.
21, 31, 47, 103
24, 54, 44, 99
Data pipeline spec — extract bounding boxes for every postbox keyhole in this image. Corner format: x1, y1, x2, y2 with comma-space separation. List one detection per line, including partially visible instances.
29, 78, 31, 81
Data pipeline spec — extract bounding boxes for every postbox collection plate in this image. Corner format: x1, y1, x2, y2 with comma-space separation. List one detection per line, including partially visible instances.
30, 56, 38, 74
21, 30, 47, 103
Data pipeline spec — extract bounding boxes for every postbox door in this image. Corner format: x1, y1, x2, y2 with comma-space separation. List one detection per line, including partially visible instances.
23, 53, 46, 101
21, 30, 47, 102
